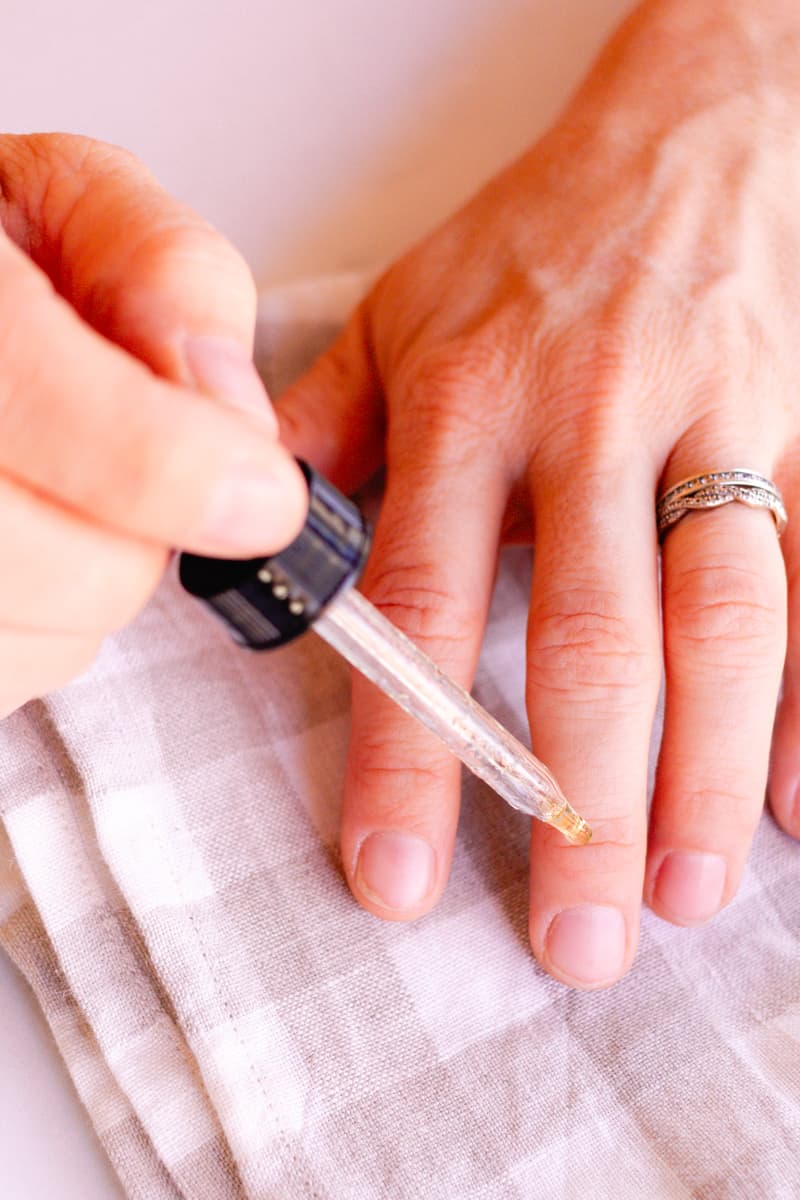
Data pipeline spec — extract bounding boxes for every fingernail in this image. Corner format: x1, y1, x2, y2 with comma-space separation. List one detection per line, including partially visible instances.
183, 335, 277, 429
355, 831, 437, 913
200, 465, 302, 552
545, 904, 626, 988
653, 851, 726, 924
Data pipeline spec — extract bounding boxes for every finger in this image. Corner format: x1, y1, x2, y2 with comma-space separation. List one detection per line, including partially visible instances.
341, 384, 509, 920
0, 133, 272, 418
768, 473, 800, 838
526, 462, 661, 990
275, 303, 385, 494
0, 474, 165, 634
0, 234, 307, 556
646, 492, 786, 926
0, 627, 102, 719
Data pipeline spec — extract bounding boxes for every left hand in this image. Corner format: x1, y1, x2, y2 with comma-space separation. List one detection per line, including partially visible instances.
277, 0, 800, 989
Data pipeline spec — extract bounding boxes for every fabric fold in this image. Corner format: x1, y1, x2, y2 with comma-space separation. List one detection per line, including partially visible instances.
1, 276, 799, 1200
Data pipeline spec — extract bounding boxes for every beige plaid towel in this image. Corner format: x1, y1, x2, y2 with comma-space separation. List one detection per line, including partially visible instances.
1, 275, 800, 1200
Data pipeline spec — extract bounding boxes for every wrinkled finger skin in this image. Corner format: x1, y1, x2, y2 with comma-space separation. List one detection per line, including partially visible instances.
0, 132, 308, 717
278, 0, 800, 988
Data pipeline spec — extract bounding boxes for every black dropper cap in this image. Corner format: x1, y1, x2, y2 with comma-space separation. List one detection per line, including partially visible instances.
179, 461, 371, 650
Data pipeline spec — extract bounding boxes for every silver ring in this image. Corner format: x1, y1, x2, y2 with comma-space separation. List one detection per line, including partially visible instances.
657, 469, 788, 539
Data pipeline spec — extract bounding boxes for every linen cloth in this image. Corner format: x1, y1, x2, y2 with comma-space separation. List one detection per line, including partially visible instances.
1, 275, 799, 1200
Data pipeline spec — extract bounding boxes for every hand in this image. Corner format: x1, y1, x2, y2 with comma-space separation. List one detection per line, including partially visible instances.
277, 0, 800, 988
0, 133, 307, 718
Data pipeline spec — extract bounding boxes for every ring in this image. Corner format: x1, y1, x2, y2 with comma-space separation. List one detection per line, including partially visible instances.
657, 469, 788, 539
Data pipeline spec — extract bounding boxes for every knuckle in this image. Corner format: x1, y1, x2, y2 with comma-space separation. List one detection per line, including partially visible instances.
351, 751, 452, 797
399, 340, 512, 456
25, 133, 147, 189
39, 133, 140, 182
667, 562, 784, 668
656, 782, 759, 844
540, 810, 641, 878
2, 132, 257, 328
535, 322, 640, 462
348, 722, 454, 812
406, 340, 497, 393
679, 785, 753, 819
111, 219, 258, 321
581, 826, 640, 857
0, 134, 132, 225
528, 588, 657, 702
366, 558, 482, 657
0, 132, 85, 181
543, 325, 631, 404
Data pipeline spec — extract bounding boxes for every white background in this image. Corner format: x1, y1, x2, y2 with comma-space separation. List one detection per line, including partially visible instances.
1, 2, 631, 1195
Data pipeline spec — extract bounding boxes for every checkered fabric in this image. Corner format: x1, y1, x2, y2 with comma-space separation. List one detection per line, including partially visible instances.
1, 277, 799, 1200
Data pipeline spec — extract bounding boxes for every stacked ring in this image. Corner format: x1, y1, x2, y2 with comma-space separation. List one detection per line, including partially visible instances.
656, 469, 787, 540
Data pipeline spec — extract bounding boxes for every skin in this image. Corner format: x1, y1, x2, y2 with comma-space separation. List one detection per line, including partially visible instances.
0, 132, 309, 719
276, 0, 800, 988
3, 0, 799, 990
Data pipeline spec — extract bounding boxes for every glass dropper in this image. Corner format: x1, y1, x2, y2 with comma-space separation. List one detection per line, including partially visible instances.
179, 461, 592, 846
314, 586, 591, 844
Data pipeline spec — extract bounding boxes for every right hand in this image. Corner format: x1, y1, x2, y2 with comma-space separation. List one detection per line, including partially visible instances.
0, 133, 308, 718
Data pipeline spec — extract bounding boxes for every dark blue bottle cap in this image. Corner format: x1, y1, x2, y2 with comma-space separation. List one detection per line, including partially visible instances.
179, 461, 371, 649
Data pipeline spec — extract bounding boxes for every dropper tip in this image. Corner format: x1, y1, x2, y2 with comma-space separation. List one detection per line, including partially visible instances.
551, 805, 593, 846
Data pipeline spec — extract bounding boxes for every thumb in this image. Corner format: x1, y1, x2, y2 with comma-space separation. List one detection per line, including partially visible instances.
0, 132, 270, 419
275, 302, 385, 495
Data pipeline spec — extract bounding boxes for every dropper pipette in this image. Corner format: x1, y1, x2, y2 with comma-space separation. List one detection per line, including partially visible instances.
179, 463, 591, 846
